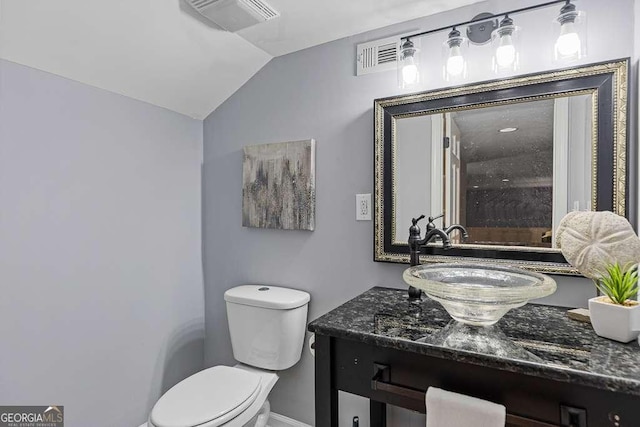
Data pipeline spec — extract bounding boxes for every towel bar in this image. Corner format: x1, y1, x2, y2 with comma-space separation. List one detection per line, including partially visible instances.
371, 364, 560, 427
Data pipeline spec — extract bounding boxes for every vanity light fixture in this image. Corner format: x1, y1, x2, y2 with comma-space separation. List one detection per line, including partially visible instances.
396, 0, 586, 88
399, 38, 420, 88
443, 28, 468, 81
499, 127, 518, 133
502, 178, 511, 182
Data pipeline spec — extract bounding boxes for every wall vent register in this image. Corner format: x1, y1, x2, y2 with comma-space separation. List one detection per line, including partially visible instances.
356, 34, 407, 76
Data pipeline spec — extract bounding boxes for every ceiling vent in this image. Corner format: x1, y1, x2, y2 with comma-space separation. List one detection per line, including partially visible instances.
356, 34, 406, 76
186, 0, 280, 32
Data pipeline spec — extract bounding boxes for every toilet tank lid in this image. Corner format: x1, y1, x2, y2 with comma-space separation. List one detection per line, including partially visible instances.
224, 285, 310, 309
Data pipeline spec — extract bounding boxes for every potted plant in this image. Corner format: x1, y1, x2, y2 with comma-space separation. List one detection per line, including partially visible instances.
588, 263, 640, 343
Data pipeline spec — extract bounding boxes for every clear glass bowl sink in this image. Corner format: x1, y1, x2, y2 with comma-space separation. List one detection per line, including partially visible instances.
403, 263, 557, 326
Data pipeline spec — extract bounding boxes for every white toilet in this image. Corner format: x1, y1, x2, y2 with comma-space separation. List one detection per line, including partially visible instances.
146, 285, 310, 427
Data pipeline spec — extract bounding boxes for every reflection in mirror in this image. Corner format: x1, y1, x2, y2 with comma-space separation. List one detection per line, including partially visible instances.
394, 94, 593, 250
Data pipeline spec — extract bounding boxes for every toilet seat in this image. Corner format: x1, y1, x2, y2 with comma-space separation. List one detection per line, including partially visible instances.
149, 366, 262, 427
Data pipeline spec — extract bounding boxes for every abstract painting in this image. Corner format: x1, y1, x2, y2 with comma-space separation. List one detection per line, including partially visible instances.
242, 139, 316, 230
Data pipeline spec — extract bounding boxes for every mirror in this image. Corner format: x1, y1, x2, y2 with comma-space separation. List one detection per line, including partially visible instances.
375, 59, 630, 274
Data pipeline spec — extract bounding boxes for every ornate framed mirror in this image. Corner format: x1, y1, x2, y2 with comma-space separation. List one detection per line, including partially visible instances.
374, 59, 630, 274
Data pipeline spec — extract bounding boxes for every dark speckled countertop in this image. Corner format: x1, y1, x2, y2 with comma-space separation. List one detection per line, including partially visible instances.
308, 287, 640, 396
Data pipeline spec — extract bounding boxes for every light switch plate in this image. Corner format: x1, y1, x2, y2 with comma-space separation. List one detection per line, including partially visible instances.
356, 194, 372, 221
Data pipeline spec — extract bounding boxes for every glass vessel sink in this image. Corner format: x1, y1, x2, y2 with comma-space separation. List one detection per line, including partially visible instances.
403, 263, 557, 326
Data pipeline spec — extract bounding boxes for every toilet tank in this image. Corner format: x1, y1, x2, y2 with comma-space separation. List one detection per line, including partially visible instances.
224, 285, 310, 370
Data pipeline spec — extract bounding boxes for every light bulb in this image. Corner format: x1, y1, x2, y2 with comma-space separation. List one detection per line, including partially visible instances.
495, 34, 516, 68
399, 39, 419, 87
446, 45, 464, 77
556, 22, 581, 58
402, 63, 419, 85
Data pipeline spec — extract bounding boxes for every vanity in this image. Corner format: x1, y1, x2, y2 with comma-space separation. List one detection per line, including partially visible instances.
308, 287, 640, 427
310, 57, 639, 426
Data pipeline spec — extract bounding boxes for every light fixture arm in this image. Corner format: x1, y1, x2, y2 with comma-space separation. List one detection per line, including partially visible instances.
497, 15, 514, 36
446, 28, 462, 48
401, 0, 571, 42
400, 39, 416, 59
558, 1, 578, 24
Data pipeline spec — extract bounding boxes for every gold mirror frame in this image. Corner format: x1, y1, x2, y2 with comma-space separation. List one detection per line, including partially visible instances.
374, 59, 629, 275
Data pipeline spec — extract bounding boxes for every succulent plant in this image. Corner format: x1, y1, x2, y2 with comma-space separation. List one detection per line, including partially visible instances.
594, 263, 639, 305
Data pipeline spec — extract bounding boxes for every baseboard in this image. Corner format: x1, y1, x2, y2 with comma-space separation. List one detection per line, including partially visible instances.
268, 412, 312, 427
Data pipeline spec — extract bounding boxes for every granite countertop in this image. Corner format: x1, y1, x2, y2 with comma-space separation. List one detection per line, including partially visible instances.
308, 287, 640, 396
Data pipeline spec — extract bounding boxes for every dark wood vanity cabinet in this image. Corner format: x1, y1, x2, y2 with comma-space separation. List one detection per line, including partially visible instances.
309, 288, 640, 427
316, 335, 639, 427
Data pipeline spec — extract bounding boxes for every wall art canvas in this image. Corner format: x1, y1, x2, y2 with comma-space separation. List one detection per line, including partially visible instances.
242, 139, 316, 230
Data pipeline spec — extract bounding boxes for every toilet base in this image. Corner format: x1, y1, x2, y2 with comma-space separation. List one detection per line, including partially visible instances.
245, 400, 270, 427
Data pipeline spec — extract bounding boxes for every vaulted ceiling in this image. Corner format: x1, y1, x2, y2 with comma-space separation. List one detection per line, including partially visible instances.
0, 0, 482, 119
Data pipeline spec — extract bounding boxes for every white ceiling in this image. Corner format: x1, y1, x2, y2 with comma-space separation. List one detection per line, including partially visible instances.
0, 0, 482, 119
238, 0, 483, 57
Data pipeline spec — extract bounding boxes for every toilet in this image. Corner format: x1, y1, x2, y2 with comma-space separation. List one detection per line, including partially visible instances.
146, 285, 310, 427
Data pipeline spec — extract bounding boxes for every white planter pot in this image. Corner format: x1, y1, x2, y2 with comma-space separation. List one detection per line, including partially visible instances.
588, 296, 640, 343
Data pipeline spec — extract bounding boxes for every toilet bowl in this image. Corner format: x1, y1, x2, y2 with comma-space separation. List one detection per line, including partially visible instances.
146, 364, 278, 427
144, 285, 310, 427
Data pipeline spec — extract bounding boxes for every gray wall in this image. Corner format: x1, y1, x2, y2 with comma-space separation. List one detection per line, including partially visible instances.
0, 59, 204, 427
203, 0, 636, 424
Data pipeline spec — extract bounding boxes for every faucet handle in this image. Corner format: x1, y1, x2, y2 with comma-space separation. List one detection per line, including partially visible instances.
426, 213, 444, 231
411, 215, 426, 226
428, 213, 445, 223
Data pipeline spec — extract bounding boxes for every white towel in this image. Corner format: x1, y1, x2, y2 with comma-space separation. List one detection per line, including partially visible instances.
426, 387, 506, 427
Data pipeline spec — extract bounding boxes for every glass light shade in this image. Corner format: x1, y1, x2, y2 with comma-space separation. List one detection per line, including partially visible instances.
402, 61, 419, 85
495, 35, 516, 67
556, 24, 581, 57
442, 34, 468, 82
554, 10, 587, 61
491, 24, 521, 73
398, 40, 421, 88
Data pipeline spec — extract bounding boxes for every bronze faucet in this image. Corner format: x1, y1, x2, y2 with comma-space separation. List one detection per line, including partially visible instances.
444, 224, 470, 242
407, 215, 469, 299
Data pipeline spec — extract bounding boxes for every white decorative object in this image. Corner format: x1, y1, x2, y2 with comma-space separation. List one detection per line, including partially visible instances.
588, 297, 640, 343
556, 211, 640, 279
